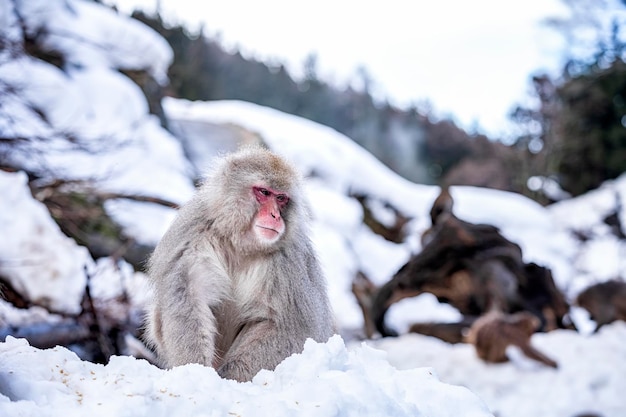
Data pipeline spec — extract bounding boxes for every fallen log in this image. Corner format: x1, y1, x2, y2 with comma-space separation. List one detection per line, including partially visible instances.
364, 187, 574, 339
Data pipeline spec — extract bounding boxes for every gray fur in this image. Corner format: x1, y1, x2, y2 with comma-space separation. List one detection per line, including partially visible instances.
144, 146, 335, 381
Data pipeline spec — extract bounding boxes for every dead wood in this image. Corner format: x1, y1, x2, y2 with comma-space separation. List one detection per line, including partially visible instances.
362, 187, 573, 338
408, 319, 475, 344
575, 279, 626, 332
0, 267, 152, 364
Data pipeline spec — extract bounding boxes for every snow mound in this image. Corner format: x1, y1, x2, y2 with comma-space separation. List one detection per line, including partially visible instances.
0, 335, 493, 417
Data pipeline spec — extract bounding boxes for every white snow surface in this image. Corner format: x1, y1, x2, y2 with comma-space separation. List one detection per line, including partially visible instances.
0, 171, 91, 315
15, 0, 172, 83
0, 335, 493, 417
1, 1, 625, 416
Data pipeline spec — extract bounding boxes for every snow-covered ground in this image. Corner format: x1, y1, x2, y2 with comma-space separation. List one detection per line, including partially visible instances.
1, 1, 625, 416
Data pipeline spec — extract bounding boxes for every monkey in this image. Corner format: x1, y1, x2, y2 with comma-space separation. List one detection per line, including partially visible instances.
144, 146, 335, 382
575, 279, 626, 332
464, 310, 558, 368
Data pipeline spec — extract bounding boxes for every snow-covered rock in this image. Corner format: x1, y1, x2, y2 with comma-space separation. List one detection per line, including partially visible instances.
0, 171, 90, 314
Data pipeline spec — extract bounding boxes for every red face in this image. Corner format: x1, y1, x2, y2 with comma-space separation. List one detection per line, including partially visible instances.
253, 186, 290, 243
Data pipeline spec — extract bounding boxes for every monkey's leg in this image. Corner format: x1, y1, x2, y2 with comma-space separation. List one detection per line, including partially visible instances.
218, 319, 293, 382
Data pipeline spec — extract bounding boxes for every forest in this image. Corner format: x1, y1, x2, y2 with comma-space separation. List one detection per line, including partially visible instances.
128, 2, 626, 204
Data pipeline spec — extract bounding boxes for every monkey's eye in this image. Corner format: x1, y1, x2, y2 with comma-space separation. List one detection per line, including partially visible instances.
254, 187, 273, 202
254, 187, 270, 197
276, 194, 289, 204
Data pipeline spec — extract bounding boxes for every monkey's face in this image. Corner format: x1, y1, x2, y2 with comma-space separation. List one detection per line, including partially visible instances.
252, 185, 289, 245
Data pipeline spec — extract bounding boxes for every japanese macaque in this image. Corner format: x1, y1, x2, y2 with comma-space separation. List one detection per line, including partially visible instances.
144, 146, 335, 382
575, 280, 626, 332
465, 310, 558, 368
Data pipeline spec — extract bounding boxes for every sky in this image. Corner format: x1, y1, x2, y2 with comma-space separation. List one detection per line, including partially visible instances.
107, 0, 570, 140
1, 1, 626, 416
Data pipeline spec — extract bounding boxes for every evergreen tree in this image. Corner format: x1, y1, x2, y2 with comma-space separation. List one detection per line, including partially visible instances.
557, 59, 626, 195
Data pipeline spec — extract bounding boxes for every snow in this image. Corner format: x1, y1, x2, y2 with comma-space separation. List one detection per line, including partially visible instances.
367, 322, 626, 417
0, 171, 91, 315
0, 335, 492, 417
1, 1, 625, 416
16, 0, 172, 83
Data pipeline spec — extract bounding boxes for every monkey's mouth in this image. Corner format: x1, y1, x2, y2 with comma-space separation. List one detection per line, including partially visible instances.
255, 225, 281, 240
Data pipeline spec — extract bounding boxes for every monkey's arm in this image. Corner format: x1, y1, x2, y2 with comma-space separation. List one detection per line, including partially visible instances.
147, 250, 229, 368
